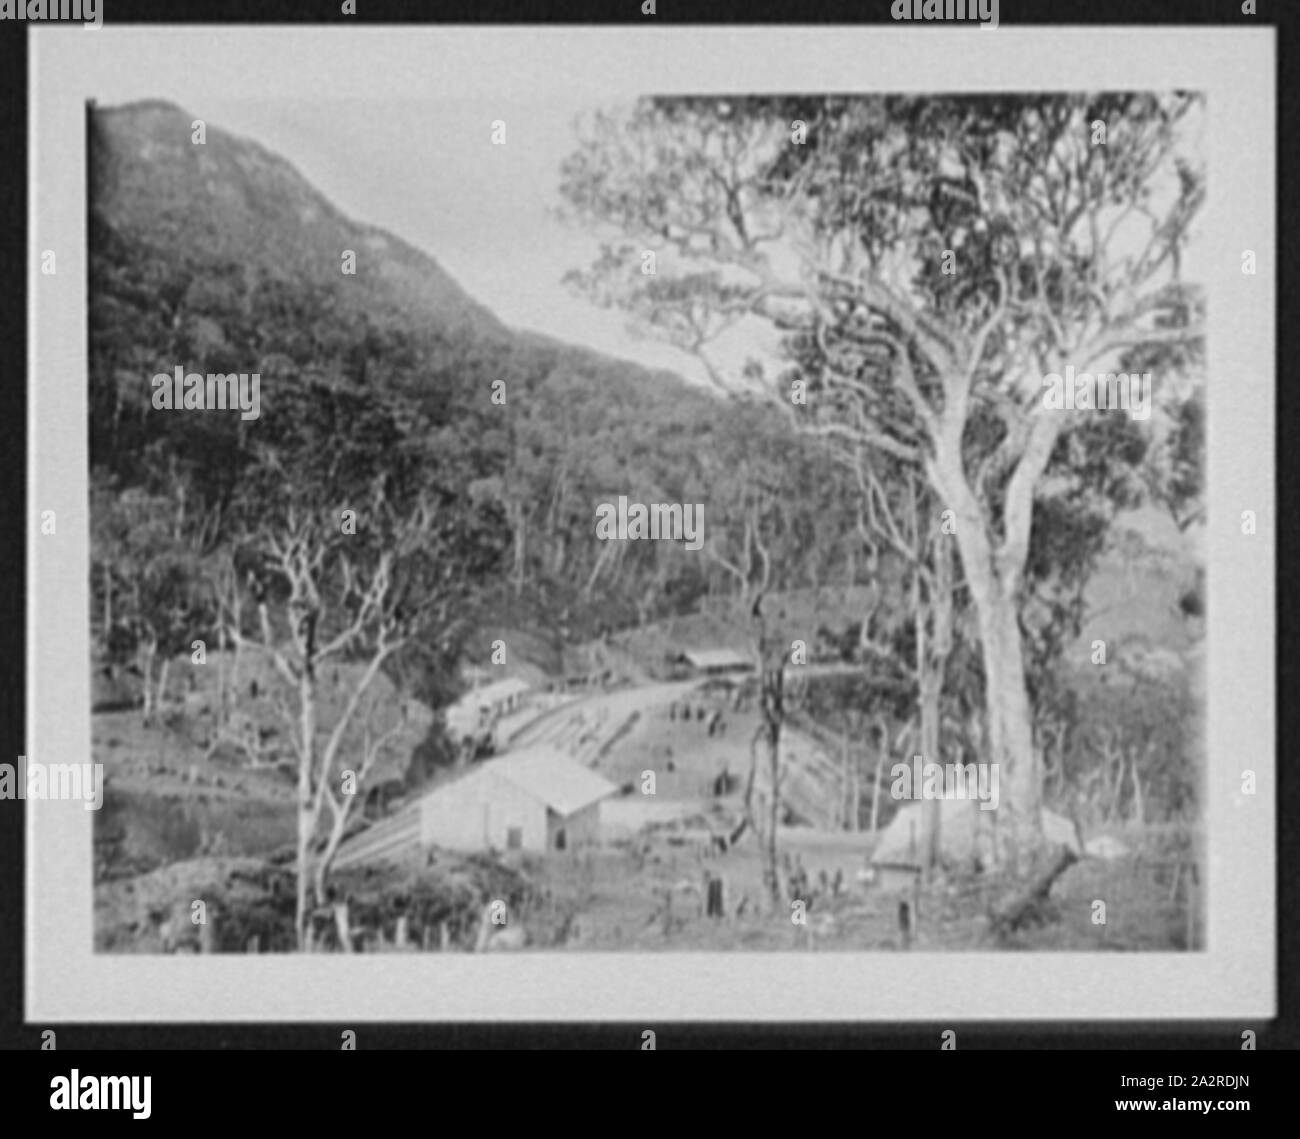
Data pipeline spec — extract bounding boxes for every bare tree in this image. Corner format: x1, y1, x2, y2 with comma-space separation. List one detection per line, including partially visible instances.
312, 695, 408, 906
703, 440, 790, 907
226, 489, 459, 949
854, 461, 956, 877
560, 93, 1204, 856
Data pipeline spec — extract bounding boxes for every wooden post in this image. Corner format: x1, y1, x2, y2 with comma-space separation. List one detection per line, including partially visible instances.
850, 744, 860, 833
395, 915, 409, 949
246, 933, 260, 954
841, 730, 850, 830
198, 908, 216, 954
333, 901, 352, 953
898, 899, 913, 949
711, 875, 726, 919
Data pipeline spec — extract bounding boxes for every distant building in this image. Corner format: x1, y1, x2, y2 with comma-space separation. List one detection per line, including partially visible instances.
673, 648, 755, 676
446, 677, 533, 742
418, 747, 618, 854
466, 676, 532, 716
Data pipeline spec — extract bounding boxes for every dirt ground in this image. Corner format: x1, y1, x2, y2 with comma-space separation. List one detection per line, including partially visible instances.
92, 648, 1199, 955
517, 816, 1198, 953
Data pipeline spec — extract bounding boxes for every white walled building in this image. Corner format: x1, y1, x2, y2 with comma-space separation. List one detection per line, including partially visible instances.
418, 746, 617, 854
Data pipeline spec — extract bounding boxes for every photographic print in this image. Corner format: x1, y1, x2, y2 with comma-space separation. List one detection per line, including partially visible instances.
26, 24, 1273, 1022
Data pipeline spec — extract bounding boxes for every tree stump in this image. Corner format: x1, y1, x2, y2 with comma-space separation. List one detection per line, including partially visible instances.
898, 899, 914, 949
990, 845, 1078, 937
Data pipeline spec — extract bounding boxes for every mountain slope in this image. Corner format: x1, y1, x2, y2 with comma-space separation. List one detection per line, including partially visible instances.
90, 99, 506, 338
87, 99, 797, 676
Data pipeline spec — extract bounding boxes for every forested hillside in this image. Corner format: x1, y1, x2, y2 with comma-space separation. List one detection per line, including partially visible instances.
88, 95, 1207, 956
88, 100, 864, 718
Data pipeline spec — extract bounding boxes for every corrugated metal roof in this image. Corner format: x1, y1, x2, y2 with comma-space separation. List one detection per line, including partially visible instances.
679, 648, 754, 670
450, 676, 532, 711
335, 748, 620, 868
332, 801, 422, 870
490, 747, 619, 815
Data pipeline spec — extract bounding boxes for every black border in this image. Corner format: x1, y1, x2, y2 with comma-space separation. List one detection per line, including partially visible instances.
2, 0, 1295, 1072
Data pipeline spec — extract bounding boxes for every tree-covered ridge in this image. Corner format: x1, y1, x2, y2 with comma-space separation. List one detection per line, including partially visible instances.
88, 100, 868, 703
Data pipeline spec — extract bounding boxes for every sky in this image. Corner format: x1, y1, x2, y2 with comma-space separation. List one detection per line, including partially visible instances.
38, 27, 1207, 394
41, 28, 707, 379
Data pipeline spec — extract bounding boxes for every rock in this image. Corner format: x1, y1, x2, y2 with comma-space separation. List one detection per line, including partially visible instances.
872, 800, 1081, 869
1041, 807, 1082, 854
1084, 834, 1131, 860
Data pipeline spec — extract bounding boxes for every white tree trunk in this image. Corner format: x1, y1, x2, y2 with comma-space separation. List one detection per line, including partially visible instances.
869, 717, 888, 836
971, 589, 1041, 821
296, 665, 318, 950
102, 563, 113, 644
927, 407, 1053, 854
1130, 749, 1145, 825
139, 638, 157, 725
155, 656, 172, 717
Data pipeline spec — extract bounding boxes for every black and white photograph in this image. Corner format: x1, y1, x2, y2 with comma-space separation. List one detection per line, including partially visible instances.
24, 23, 1274, 1024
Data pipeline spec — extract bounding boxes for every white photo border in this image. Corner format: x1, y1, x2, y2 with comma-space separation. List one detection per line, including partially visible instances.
28, 24, 1275, 1022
